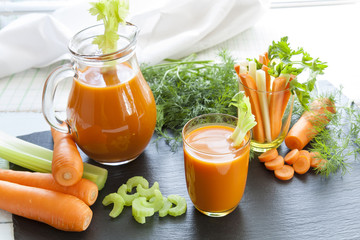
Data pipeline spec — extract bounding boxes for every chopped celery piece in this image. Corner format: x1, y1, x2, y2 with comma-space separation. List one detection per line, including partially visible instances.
137, 182, 160, 199
132, 197, 154, 224
133, 215, 146, 224
126, 176, 149, 191
103, 176, 187, 222
117, 184, 139, 206
102, 193, 125, 218
167, 195, 187, 217
143, 189, 164, 212
159, 197, 172, 217
0, 131, 108, 190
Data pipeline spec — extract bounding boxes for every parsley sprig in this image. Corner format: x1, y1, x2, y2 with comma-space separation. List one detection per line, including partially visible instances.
89, 0, 129, 54
267, 36, 328, 110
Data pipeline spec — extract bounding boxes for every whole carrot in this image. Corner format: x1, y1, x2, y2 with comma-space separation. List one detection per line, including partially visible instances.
51, 127, 83, 187
0, 169, 98, 206
285, 98, 336, 150
0, 180, 92, 231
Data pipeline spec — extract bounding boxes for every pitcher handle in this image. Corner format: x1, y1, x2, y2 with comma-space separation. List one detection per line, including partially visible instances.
42, 63, 73, 133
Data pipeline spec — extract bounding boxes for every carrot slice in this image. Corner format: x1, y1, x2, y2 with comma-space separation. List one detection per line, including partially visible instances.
258, 148, 278, 162
264, 155, 284, 170
51, 127, 84, 187
285, 98, 336, 150
269, 76, 287, 140
284, 149, 299, 165
293, 150, 311, 174
0, 169, 98, 206
274, 165, 294, 180
237, 72, 266, 143
310, 152, 327, 169
0, 180, 92, 231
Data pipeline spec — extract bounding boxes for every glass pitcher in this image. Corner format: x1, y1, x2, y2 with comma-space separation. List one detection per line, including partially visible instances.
42, 23, 157, 165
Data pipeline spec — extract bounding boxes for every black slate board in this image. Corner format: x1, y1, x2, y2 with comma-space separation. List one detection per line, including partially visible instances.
12, 81, 360, 240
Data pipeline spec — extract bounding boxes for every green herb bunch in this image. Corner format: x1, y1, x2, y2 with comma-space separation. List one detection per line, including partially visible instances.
307, 90, 360, 177
141, 51, 238, 149
290, 87, 360, 177
267, 36, 328, 110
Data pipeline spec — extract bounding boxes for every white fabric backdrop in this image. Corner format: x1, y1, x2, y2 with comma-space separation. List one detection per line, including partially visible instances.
0, 0, 268, 78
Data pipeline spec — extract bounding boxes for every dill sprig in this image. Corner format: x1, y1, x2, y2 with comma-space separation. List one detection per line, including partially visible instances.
306, 89, 360, 177
141, 51, 238, 149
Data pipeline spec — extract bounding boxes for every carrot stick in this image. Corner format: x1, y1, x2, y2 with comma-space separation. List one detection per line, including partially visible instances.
259, 55, 266, 65
236, 72, 266, 143
51, 127, 83, 187
259, 52, 270, 66
234, 64, 245, 92
293, 150, 311, 174
269, 76, 288, 140
280, 74, 295, 118
0, 180, 92, 231
274, 165, 294, 181
258, 148, 278, 162
285, 98, 336, 150
284, 149, 299, 165
0, 169, 97, 206
264, 155, 284, 170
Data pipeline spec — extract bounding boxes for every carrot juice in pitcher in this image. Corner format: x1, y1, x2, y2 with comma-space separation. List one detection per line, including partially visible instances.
66, 64, 156, 164
42, 24, 157, 165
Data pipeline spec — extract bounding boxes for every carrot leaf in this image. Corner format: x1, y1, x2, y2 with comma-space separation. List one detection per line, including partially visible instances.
89, 0, 129, 54
229, 92, 257, 147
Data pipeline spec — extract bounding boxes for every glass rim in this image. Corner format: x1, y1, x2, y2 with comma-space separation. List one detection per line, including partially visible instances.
68, 22, 138, 62
238, 80, 292, 94
182, 113, 251, 156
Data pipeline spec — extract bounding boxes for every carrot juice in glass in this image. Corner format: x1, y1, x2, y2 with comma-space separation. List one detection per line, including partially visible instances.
182, 113, 251, 217
42, 23, 156, 165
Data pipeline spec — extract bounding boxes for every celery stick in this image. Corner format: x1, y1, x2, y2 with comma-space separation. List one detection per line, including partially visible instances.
256, 69, 272, 142
230, 92, 257, 147
0, 159, 9, 169
0, 132, 108, 190
0, 131, 53, 159
0, 143, 52, 172
248, 61, 257, 82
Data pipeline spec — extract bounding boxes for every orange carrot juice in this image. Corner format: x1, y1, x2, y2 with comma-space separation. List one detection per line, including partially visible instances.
183, 115, 250, 217
66, 64, 156, 164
